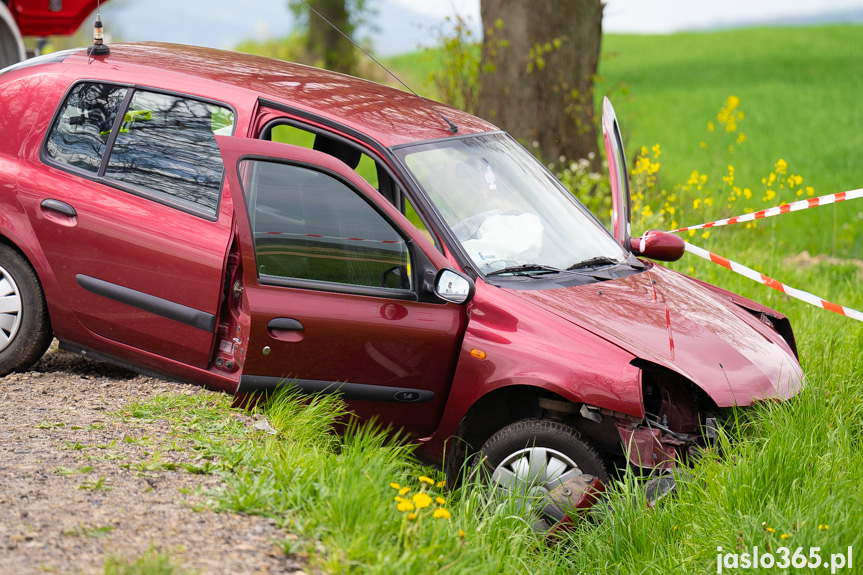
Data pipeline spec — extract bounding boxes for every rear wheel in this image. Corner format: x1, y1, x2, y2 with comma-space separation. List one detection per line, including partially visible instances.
474, 418, 609, 528
0, 245, 52, 376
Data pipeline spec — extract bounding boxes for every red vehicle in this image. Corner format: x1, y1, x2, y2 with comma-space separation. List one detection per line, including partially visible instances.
0, 0, 107, 67
0, 43, 802, 523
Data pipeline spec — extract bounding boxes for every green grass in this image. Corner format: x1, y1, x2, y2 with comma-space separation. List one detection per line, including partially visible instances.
596, 25, 863, 260
113, 324, 863, 574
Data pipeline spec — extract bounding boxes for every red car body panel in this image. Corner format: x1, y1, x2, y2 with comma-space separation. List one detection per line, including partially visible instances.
0, 43, 805, 473
514, 265, 803, 405
8, 0, 104, 37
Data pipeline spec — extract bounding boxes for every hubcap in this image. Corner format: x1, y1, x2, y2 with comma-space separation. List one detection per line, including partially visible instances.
491, 446, 583, 497
0, 264, 22, 353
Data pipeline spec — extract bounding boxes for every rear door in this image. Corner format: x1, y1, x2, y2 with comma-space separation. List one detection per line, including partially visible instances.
218, 136, 467, 437
20, 80, 235, 368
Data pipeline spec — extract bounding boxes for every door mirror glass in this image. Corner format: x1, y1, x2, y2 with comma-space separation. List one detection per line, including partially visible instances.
434, 269, 474, 304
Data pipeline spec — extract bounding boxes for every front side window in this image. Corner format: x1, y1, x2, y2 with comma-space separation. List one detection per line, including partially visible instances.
44, 82, 128, 173
238, 159, 412, 291
43, 82, 234, 217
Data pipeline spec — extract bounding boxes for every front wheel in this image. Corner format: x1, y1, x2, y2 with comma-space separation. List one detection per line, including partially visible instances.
0, 244, 52, 376
474, 419, 609, 528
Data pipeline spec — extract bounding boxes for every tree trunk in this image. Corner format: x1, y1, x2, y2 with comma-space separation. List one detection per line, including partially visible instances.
478, 0, 603, 167
307, 0, 356, 74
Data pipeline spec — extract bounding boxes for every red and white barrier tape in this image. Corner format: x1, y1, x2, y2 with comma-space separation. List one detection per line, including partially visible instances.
684, 241, 863, 322
671, 188, 863, 233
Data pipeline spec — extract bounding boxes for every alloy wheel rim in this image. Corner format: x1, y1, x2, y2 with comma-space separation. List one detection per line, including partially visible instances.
0, 264, 22, 353
490, 446, 583, 497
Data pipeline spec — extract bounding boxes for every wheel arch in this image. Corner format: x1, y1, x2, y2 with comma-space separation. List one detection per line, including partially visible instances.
443, 383, 623, 483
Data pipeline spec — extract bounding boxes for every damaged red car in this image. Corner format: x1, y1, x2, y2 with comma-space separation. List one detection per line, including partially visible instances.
0, 43, 802, 522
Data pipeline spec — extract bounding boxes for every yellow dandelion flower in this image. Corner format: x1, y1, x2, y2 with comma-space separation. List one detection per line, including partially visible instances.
436, 480, 446, 488
743, 188, 752, 199
806, 186, 815, 196
693, 198, 701, 209
652, 144, 661, 158
673, 525, 678, 531
390, 482, 400, 490
394, 496, 406, 503
707, 122, 714, 133
408, 512, 417, 520
435, 496, 446, 505
699, 141, 709, 149
397, 500, 415, 512
399, 486, 410, 496
781, 534, 790, 540
767, 527, 776, 533
458, 529, 466, 537
688, 267, 695, 274
702, 231, 710, 239
433, 508, 451, 519
688, 230, 696, 238
736, 132, 746, 145
775, 159, 787, 174
418, 476, 435, 485
413, 492, 433, 509
726, 95, 740, 108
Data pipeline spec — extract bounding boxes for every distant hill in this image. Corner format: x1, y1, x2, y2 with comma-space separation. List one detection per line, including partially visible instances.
687, 8, 863, 31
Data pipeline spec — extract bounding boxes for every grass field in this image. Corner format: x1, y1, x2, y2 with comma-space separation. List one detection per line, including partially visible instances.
116, 25, 863, 575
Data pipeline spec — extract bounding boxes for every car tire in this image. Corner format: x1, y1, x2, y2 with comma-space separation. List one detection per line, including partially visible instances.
473, 418, 609, 528
0, 244, 52, 376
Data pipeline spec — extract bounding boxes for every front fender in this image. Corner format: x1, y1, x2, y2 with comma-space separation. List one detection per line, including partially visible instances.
418, 284, 644, 461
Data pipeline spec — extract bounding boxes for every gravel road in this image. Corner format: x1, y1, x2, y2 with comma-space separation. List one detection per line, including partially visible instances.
0, 342, 307, 575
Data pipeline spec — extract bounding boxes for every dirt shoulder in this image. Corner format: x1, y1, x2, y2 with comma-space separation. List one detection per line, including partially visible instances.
0, 342, 305, 575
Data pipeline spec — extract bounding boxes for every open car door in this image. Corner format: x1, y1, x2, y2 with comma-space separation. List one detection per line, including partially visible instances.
216, 136, 468, 437
601, 97, 632, 251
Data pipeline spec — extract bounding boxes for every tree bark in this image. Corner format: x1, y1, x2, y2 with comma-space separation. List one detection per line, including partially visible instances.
478, 0, 603, 167
307, 0, 356, 74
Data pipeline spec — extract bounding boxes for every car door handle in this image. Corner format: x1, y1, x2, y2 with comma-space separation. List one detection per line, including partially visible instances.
268, 318, 304, 331
41, 199, 77, 218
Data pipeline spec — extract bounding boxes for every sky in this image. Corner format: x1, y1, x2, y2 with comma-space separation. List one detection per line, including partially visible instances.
392, 0, 863, 34
97, 0, 863, 55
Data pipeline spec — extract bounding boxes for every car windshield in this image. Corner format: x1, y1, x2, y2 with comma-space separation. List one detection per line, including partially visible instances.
395, 133, 627, 275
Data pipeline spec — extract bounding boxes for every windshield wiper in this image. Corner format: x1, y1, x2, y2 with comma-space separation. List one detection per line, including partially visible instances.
566, 256, 621, 270
486, 264, 562, 277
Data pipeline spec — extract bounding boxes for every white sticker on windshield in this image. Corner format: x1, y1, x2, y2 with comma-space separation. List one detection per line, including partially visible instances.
484, 164, 497, 192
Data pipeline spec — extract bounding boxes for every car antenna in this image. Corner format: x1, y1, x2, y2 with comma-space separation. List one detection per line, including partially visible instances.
297, 0, 458, 134
87, 0, 110, 59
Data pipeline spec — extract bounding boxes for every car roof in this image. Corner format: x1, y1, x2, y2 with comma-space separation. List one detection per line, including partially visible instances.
60, 42, 498, 147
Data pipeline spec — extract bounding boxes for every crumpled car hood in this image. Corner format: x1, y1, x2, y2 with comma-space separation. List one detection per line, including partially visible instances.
513, 265, 804, 407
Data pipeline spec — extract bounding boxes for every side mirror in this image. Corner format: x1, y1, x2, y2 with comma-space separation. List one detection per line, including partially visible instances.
434, 268, 475, 304
630, 230, 685, 262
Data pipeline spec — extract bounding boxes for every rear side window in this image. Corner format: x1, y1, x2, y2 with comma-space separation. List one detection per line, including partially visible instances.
44, 83, 128, 173
104, 91, 232, 214
43, 82, 234, 217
